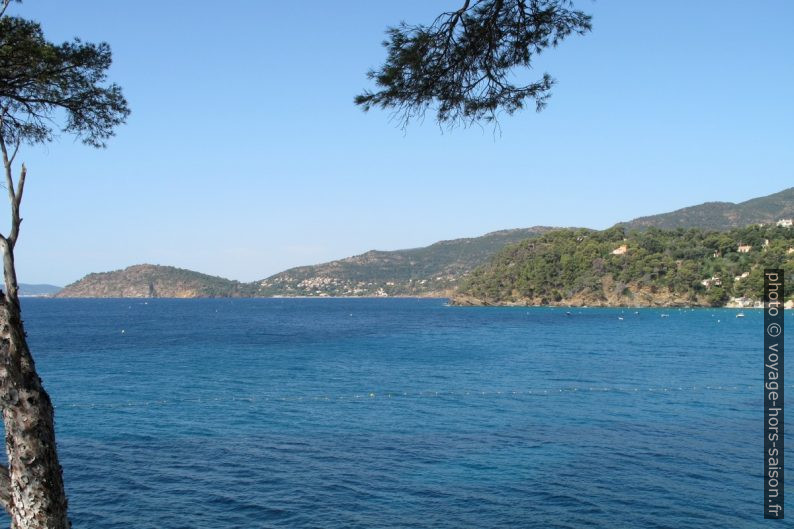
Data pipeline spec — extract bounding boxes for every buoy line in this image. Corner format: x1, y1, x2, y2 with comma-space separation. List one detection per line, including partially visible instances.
54, 383, 780, 410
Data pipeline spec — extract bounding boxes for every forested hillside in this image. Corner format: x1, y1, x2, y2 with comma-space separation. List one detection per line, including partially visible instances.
618, 187, 794, 231
258, 227, 556, 296
455, 225, 794, 307
57, 265, 257, 298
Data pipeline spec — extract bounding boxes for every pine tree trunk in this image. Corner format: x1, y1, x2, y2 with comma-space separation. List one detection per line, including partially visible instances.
0, 243, 70, 528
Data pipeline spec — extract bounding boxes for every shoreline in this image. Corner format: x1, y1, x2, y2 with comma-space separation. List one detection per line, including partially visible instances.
30, 295, 792, 309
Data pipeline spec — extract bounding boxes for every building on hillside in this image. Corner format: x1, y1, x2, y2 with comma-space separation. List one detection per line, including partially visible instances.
611, 244, 628, 256
777, 218, 793, 227
788, 247, 794, 254
737, 244, 752, 253
701, 276, 722, 288
734, 272, 750, 281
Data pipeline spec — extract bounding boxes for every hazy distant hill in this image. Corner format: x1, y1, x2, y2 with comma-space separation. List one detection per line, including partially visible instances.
58, 228, 557, 298
618, 187, 794, 231
19, 283, 62, 297
56, 264, 257, 298
55, 186, 794, 299
258, 227, 557, 296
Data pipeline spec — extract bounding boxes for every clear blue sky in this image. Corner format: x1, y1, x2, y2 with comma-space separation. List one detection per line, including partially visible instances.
6, 1, 793, 286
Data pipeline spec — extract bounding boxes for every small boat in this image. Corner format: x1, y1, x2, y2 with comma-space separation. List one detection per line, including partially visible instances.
618, 316, 624, 321
661, 314, 669, 318
736, 312, 745, 318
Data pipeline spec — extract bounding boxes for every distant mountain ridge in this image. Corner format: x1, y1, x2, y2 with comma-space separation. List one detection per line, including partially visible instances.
258, 227, 557, 297
56, 228, 558, 298
19, 283, 62, 297
617, 187, 794, 231
56, 187, 794, 299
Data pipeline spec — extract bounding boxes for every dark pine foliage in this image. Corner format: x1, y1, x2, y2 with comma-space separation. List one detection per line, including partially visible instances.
356, 0, 591, 127
459, 225, 794, 306
0, 14, 129, 147
0, 4, 130, 526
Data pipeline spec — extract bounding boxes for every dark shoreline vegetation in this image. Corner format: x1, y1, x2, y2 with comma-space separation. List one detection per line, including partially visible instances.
454, 224, 794, 307
54, 224, 794, 308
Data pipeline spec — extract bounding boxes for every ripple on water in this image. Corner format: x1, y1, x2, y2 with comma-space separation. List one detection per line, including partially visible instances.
0, 299, 783, 528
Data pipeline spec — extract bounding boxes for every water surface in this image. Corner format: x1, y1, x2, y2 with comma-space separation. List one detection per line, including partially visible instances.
1, 299, 785, 528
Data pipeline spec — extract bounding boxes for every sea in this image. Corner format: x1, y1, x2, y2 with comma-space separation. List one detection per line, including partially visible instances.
0, 298, 787, 528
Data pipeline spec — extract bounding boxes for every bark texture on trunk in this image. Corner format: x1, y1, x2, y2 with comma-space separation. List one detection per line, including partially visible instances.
0, 132, 70, 526
0, 289, 69, 528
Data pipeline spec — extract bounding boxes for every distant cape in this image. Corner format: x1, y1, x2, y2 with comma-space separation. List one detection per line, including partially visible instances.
57, 187, 794, 301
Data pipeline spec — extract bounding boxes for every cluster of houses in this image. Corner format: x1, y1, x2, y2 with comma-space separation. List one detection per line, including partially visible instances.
735, 218, 794, 254
702, 220, 794, 304
610, 219, 794, 257
702, 272, 758, 289
608, 220, 794, 305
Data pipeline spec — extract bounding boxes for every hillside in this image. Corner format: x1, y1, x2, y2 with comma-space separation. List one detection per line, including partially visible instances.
53, 187, 794, 300
454, 225, 794, 307
56, 264, 257, 298
618, 187, 794, 231
55, 228, 557, 298
257, 227, 557, 296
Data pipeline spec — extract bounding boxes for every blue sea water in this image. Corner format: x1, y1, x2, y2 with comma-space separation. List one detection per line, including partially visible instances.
1, 298, 789, 528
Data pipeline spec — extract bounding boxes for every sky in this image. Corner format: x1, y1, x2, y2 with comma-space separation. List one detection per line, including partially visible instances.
5, 1, 793, 286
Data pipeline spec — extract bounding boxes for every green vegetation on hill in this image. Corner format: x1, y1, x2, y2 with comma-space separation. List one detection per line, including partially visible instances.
54, 187, 794, 301
258, 227, 556, 296
56, 228, 558, 298
57, 264, 257, 298
455, 225, 794, 307
617, 187, 794, 231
